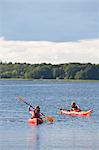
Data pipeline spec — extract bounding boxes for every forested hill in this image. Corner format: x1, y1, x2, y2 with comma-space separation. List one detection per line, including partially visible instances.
0, 62, 99, 80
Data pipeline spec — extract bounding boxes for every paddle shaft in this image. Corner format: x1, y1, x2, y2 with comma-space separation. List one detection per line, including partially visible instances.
18, 97, 34, 109
18, 97, 54, 123
18, 97, 45, 115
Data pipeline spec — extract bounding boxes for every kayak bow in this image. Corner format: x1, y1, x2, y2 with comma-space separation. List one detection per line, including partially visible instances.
60, 109, 92, 117
28, 118, 43, 126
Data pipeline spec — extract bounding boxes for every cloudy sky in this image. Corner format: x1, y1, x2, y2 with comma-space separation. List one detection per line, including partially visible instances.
0, 0, 99, 64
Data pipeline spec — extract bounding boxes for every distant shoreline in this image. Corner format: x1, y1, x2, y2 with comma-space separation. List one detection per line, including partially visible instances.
0, 62, 99, 80
0, 78, 99, 82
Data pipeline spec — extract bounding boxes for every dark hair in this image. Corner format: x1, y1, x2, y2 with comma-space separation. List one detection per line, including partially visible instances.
36, 106, 40, 109
71, 101, 76, 105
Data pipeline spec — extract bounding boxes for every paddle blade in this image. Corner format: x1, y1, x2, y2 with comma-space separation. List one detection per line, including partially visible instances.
18, 97, 25, 103
18, 97, 33, 108
45, 116, 55, 123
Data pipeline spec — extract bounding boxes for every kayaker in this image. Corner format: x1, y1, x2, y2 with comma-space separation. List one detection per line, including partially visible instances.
70, 101, 81, 111
28, 105, 43, 119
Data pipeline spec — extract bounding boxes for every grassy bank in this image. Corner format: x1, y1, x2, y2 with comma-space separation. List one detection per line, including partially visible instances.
0, 78, 99, 82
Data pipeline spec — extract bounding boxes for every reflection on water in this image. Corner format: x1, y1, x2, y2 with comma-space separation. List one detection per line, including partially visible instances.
0, 124, 41, 150
0, 123, 99, 150
26, 127, 40, 150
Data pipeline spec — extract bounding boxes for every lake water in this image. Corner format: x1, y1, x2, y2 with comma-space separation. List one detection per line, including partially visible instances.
0, 80, 99, 150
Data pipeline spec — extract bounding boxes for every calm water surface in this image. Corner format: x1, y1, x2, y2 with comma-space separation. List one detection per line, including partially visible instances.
0, 80, 99, 150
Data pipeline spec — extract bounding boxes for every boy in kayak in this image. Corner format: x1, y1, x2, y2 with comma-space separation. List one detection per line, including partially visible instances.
70, 101, 81, 112
28, 105, 43, 119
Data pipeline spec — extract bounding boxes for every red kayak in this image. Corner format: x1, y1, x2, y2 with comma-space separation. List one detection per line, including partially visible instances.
28, 118, 43, 126
60, 109, 92, 117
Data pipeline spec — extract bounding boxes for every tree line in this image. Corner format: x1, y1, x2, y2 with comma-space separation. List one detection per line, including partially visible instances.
0, 62, 99, 80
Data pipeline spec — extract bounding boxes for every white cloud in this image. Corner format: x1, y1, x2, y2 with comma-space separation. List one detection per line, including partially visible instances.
0, 38, 99, 64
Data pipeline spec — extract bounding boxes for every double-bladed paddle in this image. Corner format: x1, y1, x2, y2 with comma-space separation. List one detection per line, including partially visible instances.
18, 97, 54, 123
